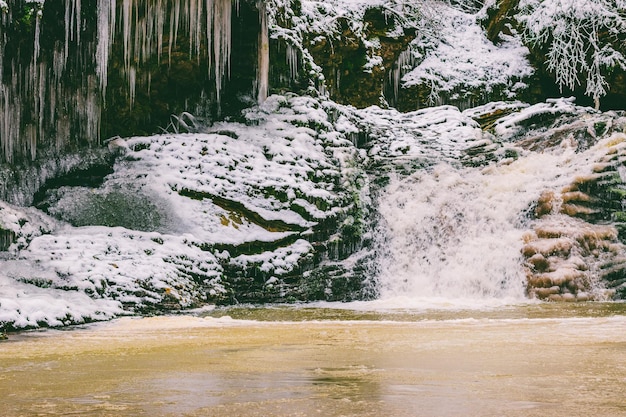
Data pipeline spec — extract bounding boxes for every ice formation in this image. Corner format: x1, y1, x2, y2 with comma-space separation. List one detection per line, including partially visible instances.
0, 0, 239, 163
256, 0, 269, 104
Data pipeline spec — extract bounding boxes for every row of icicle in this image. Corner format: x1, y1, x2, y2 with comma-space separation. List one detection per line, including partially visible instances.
0, 0, 271, 164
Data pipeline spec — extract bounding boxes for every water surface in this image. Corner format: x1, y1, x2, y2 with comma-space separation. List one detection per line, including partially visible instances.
2, 303, 626, 417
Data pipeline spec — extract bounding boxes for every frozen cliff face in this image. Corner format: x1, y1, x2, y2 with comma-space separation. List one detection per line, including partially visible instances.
0, 94, 373, 330
267, 0, 533, 110
0, 0, 266, 164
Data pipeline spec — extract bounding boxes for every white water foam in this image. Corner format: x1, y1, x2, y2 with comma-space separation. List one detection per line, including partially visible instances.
372, 136, 613, 309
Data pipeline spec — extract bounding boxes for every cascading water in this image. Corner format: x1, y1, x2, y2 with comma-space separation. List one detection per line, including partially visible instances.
371, 106, 626, 307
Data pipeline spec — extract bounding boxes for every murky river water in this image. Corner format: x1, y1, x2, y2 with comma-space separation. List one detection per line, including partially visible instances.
2, 303, 626, 417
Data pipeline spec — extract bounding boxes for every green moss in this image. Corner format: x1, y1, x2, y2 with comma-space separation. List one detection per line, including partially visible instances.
595, 121, 609, 136
613, 212, 626, 222
607, 188, 626, 200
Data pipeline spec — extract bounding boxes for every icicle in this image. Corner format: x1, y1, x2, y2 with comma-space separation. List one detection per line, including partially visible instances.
64, 0, 82, 64
129, 66, 136, 106
32, 7, 43, 160
286, 44, 298, 81
170, 0, 181, 63
387, 49, 415, 106
257, 0, 269, 104
1, 0, 239, 163
204, 0, 215, 77
212, 0, 232, 104
0, 10, 5, 87
96, 0, 116, 96
32, 6, 41, 69
116, 0, 234, 105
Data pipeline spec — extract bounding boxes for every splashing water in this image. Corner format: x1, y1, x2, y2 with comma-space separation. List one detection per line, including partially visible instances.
373, 133, 618, 307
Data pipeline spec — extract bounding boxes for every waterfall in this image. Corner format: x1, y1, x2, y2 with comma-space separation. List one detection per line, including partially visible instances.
0, 0, 242, 164
373, 133, 615, 305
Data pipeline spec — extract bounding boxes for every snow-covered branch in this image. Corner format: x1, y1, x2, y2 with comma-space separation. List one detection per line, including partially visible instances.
518, 0, 626, 107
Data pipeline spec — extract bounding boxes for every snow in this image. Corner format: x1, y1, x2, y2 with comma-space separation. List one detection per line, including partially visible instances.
267, 0, 532, 107
21, 227, 223, 306
0, 201, 56, 252
0, 271, 122, 329
267, 0, 422, 95
231, 239, 313, 275
0, 94, 368, 330
490, 97, 592, 140
359, 104, 483, 165
517, 0, 626, 103
401, 2, 532, 104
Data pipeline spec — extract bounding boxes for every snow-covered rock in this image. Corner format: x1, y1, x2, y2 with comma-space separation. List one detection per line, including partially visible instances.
0, 94, 373, 329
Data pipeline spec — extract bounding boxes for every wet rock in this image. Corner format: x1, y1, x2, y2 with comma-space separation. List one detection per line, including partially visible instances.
535, 191, 556, 217
527, 253, 549, 272
576, 292, 590, 302
522, 238, 573, 258
562, 293, 576, 302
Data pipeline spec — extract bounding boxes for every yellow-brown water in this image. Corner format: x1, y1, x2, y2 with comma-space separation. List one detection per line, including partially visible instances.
2, 303, 626, 417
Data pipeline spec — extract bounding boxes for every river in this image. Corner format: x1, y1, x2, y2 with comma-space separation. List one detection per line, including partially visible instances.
2, 302, 626, 417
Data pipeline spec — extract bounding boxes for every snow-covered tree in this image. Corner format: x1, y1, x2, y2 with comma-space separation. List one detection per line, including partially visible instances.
518, 0, 626, 109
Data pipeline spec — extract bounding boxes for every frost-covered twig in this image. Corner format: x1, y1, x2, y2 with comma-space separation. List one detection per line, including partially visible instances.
518, 0, 626, 108
160, 112, 206, 134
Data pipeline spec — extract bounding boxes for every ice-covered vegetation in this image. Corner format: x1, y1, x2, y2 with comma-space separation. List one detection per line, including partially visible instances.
400, 1, 532, 105
268, 0, 532, 106
517, 0, 626, 108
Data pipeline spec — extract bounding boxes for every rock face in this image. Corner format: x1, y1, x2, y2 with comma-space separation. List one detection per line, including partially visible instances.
0, 95, 374, 330
267, 2, 417, 109
463, 99, 626, 301
524, 140, 626, 301
304, 6, 415, 108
